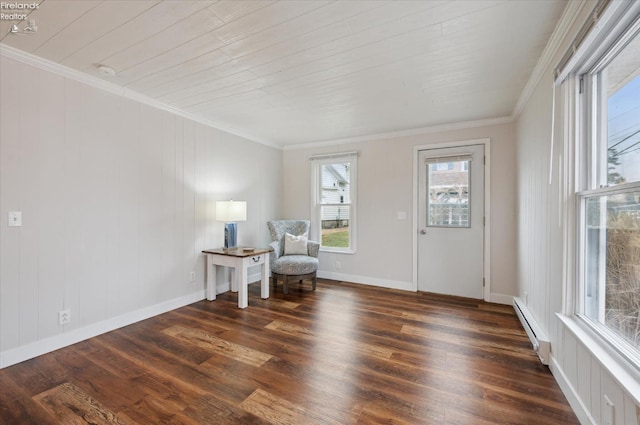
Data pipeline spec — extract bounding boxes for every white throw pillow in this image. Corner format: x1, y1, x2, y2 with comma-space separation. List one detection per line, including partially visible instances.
284, 232, 308, 255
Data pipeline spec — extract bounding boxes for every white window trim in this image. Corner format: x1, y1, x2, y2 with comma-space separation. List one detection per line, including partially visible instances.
575, 16, 640, 369
310, 152, 358, 254
557, 0, 640, 401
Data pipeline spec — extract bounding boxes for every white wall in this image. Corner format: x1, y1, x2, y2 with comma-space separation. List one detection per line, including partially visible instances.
282, 121, 517, 301
0, 54, 282, 367
515, 2, 640, 423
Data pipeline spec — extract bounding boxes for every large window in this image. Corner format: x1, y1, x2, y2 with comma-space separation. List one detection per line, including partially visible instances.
311, 153, 358, 253
578, 20, 640, 364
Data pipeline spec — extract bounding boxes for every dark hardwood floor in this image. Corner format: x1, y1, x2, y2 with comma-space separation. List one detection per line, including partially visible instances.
0, 279, 579, 424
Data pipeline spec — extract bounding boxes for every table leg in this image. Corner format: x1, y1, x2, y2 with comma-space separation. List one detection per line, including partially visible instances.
206, 255, 217, 301
230, 267, 238, 293
261, 254, 269, 299
238, 264, 248, 308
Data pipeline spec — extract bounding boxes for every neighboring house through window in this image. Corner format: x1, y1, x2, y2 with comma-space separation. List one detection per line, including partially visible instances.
310, 152, 358, 253
427, 158, 471, 227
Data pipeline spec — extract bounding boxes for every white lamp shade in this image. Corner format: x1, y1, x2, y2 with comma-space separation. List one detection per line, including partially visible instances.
216, 201, 247, 222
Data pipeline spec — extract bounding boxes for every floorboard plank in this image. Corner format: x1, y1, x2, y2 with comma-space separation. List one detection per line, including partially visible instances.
33, 382, 126, 425
240, 388, 342, 425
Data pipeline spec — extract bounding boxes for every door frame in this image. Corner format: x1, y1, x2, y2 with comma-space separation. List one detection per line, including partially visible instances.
412, 138, 491, 301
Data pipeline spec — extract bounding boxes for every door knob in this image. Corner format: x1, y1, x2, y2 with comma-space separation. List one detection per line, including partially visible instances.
420, 229, 427, 235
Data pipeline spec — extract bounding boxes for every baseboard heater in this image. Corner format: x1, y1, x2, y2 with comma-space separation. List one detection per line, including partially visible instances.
513, 297, 551, 365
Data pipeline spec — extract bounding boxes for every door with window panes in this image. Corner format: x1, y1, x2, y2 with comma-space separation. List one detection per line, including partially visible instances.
417, 144, 484, 299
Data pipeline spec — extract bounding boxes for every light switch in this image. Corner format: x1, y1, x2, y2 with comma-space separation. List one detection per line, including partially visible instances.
8, 211, 22, 227
397, 211, 407, 220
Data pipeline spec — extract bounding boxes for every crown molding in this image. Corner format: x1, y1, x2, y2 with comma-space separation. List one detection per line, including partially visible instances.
0, 43, 510, 152
282, 116, 513, 151
0, 43, 282, 150
512, 0, 588, 119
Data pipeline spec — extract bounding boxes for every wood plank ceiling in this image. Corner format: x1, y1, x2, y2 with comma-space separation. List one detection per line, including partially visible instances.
0, 0, 567, 147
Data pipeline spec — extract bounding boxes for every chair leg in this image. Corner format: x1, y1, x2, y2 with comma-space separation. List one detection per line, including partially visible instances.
283, 275, 289, 294
312, 273, 317, 291
272, 273, 277, 289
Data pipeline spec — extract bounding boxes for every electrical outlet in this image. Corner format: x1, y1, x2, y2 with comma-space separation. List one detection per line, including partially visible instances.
58, 309, 71, 326
190, 271, 196, 282
603, 395, 615, 425
335, 261, 341, 270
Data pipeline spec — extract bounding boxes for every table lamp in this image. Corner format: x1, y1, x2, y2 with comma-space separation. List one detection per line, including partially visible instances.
216, 200, 247, 249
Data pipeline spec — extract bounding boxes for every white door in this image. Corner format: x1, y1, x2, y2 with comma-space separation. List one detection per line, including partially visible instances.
417, 144, 484, 299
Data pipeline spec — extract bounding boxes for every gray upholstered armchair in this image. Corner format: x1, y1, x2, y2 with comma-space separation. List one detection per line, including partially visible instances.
267, 220, 319, 294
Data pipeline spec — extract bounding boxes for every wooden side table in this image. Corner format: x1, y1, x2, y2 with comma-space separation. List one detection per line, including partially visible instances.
202, 247, 271, 309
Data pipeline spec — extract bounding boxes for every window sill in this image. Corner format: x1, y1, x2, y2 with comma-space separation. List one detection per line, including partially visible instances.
556, 313, 640, 405
319, 248, 356, 255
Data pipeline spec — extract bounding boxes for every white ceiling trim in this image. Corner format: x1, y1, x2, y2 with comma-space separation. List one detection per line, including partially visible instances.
1, 39, 515, 152
0, 43, 281, 150
283, 116, 513, 151
512, 0, 588, 120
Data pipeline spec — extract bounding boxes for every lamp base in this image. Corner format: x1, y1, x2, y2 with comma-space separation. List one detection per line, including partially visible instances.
224, 222, 237, 249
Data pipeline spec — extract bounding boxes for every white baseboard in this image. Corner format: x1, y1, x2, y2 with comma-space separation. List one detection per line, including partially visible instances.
489, 293, 513, 305
549, 354, 596, 425
0, 290, 205, 369
318, 271, 413, 291
0, 276, 517, 369
1, 271, 268, 368
318, 272, 514, 303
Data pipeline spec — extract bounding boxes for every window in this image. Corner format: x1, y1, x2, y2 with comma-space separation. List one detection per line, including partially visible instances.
577, 20, 640, 364
426, 158, 471, 227
310, 153, 358, 253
